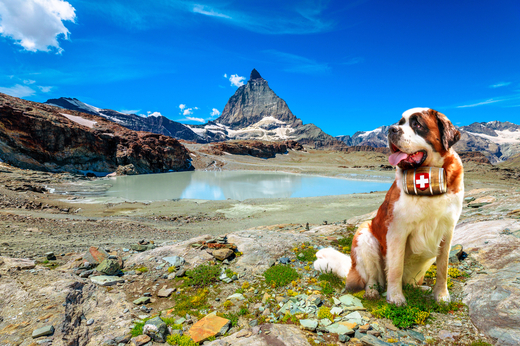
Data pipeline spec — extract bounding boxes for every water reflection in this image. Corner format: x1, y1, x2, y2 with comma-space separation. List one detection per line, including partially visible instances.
91, 171, 391, 201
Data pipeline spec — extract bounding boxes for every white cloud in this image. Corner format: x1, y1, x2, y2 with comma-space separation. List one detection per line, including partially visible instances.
192, 4, 231, 19
0, 0, 76, 53
37, 85, 52, 93
194, 106, 199, 110
179, 104, 186, 110
23, 79, 36, 84
183, 108, 193, 116
210, 108, 220, 117
490, 82, 511, 88
223, 73, 228, 78
229, 74, 245, 87
185, 116, 204, 123
0, 84, 35, 97
120, 109, 140, 114
264, 49, 330, 74
457, 99, 503, 108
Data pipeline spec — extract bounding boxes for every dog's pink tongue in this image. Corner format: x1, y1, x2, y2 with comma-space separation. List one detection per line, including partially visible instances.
389, 152, 409, 166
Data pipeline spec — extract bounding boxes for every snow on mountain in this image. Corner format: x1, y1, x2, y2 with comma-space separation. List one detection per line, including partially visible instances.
45, 97, 203, 142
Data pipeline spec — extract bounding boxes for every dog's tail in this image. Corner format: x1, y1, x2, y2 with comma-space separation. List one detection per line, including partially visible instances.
313, 247, 352, 279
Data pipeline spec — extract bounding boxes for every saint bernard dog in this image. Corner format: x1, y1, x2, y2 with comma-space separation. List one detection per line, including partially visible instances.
314, 108, 464, 306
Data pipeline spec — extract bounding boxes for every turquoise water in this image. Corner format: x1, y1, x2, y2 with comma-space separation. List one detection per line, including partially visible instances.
90, 171, 392, 201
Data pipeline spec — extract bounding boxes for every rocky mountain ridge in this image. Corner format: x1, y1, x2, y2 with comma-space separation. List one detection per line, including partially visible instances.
0, 93, 191, 174
45, 97, 204, 143
336, 121, 520, 163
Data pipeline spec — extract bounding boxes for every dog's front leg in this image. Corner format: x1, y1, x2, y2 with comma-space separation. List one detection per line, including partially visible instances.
385, 231, 407, 306
434, 230, 453, 303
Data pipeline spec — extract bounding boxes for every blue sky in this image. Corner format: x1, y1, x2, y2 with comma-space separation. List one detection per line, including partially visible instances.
0, 0, 519, 136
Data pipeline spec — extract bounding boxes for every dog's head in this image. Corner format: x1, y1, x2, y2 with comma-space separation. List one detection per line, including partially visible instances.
388, 108, 460, 170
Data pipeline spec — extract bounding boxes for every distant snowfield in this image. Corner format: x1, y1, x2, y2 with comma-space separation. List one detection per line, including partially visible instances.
61, 113, 97, 128
190, 116, 296, 141
468, 129, 520, 144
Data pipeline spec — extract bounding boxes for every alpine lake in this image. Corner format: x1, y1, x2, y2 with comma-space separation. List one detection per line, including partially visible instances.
86, 170, 392, 202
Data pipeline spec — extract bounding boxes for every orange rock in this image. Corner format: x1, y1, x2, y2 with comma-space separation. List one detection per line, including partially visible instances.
339, 321, 357, 330
188, 314, 231, 343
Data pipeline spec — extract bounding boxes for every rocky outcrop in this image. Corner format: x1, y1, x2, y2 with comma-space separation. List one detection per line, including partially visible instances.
216, 70, 303, 129
0, 93, 191, 174
458, 151, 491, 164
45, 97, 204, 142
200, 140, 303, 159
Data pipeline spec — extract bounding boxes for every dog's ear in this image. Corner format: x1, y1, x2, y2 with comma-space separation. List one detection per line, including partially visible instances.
435, 110, 460, 150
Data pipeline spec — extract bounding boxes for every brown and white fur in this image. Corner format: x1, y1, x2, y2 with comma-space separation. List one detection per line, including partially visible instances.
314, 108, 464, 305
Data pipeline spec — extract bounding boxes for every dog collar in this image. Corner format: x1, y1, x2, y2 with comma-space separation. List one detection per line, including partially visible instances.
403, 167, 447, 196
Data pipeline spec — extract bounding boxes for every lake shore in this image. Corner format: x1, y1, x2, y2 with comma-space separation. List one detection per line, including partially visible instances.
0, 148, 517, 258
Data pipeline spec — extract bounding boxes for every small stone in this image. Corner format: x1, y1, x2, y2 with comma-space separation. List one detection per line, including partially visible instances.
162, 256, 185, 267
143, 317, 168, 342
133, 297, 151, 305
129, 334, 151, 346
385, 322, 398, 331
300, 319, 318, 331
90, 275, 124, 286
449, 244, 463, 263
339, 334, 350, 342
319, 318, 332, 327
279, 257, 290, 264
131, 244, 149, 252
44, 252, 56, 260
212, 248, 234, 261
175, 317, 186, 325
32, 325, 54, 338
325, 322, 353, 335
360, 334, 392, 345
157, 288, 175, 298
330, 306, 343, 315
83, 246, 109, 265
236, 329, 252, 338
408, 330, 425, 342
175, 268, 186, 277
86, 318, 94, 326
96, 259, 121, 276
339, 294, 363, 308
249, 319, 258, 327
227, 293, 245, 301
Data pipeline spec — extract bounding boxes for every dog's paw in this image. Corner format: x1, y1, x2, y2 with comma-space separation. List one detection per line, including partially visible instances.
434, 289, 451, 303
386, 293, 407, 306
364, 288, 380, 300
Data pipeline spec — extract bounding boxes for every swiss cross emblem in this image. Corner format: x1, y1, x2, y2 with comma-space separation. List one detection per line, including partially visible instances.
415, 173, 430, 191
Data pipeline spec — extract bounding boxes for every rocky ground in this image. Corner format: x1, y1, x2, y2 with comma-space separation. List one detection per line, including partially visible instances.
1, 150, 519, 346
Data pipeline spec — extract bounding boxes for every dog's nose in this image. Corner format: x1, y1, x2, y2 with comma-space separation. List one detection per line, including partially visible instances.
389, 125, 399, 134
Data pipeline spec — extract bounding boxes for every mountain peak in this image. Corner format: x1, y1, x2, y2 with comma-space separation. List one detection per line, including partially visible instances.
250, 68, 262, 80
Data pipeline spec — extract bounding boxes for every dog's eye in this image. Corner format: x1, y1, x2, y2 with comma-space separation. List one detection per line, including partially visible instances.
413, 121, 422, 129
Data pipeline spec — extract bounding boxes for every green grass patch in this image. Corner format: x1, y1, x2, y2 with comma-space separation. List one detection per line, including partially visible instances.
166, 333, 199, 346
361, 284, 464, 329
183, 264, 220, 287
318, 271, 344, 296
281, 312, 299, 324
135, 266, 148, 273
293, 243, 317, 262
130, 316, 151, 337
237, 307, 249, 316
160, 316, 182, 329
470, 341, 492, 346
263, 264, 300, 287
170, 288, 210, 318
218, 312, 239, 327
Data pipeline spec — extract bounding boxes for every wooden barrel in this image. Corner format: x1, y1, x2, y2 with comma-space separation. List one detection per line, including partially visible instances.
403, 167, 447, 196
